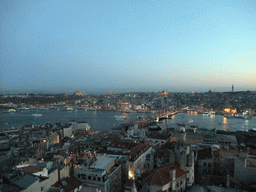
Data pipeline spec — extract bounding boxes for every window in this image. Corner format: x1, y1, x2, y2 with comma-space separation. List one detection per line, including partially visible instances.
177, 183, 179, 187
41, 187, 44, 192
88, 176, 91, 180
81, 174, 86, 179
203, 163, 206, 166
98, 177, 101, 181
78, 174, 80, 178
180, 181, 183, 185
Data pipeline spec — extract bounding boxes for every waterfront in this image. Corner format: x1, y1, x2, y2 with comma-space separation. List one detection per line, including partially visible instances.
161, 113, 256, 132
0, 109, 141, 131
1, 110, 256, 132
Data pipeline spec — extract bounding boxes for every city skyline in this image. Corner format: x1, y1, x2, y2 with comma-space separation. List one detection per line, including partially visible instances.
1, 0, 256, 94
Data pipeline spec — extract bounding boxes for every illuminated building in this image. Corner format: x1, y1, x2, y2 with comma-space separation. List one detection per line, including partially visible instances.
106, 140, 152, 181
74, 155, 122, 192
121, 103, 131, 110
74, 91, 83, 96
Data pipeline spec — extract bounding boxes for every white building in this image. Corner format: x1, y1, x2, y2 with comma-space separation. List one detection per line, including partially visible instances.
127, 124, 146, 139
71, 121, 91, 132
74, 155, 122, 192
62, 125, 73, 138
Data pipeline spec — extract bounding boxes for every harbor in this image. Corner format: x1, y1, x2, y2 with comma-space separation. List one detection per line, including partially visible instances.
1, 108, 256, 133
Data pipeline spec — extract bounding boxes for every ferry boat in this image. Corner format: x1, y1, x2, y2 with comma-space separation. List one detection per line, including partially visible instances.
234, 113, 252, 119
115, 115, 127, 119
3, 109, 16, 113
62, 107, 74, 111
32, 114, 42, 117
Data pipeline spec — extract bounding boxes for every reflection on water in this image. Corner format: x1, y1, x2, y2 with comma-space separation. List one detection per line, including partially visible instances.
165, 113, 256, 132
1, 110, 256, 132
222, 117, 228, 132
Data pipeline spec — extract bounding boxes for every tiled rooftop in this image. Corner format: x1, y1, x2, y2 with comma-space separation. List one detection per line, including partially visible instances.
142, 163, 188, 186
52, 176, 83, 192
18, 165, 44, 174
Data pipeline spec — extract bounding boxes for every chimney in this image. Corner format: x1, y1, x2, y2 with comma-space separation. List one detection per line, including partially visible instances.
169, 167, 176, 181
227, 174, 230, 187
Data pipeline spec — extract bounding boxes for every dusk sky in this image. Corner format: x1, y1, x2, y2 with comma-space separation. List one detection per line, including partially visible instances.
1, 0, 256, 94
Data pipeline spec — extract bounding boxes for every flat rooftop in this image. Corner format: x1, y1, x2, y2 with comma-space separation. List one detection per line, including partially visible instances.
90, 155, 116, 170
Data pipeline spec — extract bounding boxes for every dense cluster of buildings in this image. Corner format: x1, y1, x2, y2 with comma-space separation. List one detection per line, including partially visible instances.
1, 90, 256, 114
0, 115, 256, 192
1, 90, 256, 191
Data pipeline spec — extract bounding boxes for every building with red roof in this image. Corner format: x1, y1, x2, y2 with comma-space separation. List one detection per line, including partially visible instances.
17, 165, 48, 177
141, 163, 188, 192
51, 176, 83, 192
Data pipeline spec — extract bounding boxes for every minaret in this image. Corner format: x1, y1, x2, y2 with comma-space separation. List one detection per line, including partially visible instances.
232, 84, 234, 92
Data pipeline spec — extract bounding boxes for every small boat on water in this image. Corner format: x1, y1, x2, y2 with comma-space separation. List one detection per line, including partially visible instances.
62, 107, 74, 111
224, 113, 252, 119
115, 115, 127, 120
3, 109, 16, 113
32, 114, 42, 117
186, 119, 194, 124
203, 112, 209, 116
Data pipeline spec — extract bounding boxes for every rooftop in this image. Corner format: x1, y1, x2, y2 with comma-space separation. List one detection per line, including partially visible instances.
141, 163, 188, 186
52, 176, 83, 192
147, 133, 171, 140
90, 155, 116, 170
9, 173, 39, 189
18, 165, 44, 174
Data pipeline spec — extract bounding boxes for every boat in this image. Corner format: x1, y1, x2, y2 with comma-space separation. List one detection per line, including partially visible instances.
32, 114, 42, 117
3, 109, 16, 113
224, 113, 251, 119
224, 114, 235, 118
38, 107, 49, 110
209, 111, 216, 116
18, 107, 30, 110
234, 114, 252, 119
115, 115, 127, 119
186, 119, 194, 124
203, 112, 209, 116
62, 107, 74, 111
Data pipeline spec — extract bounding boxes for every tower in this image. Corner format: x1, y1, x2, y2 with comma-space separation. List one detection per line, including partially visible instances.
160, 90, 168, 109
232, 84, 234, 92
